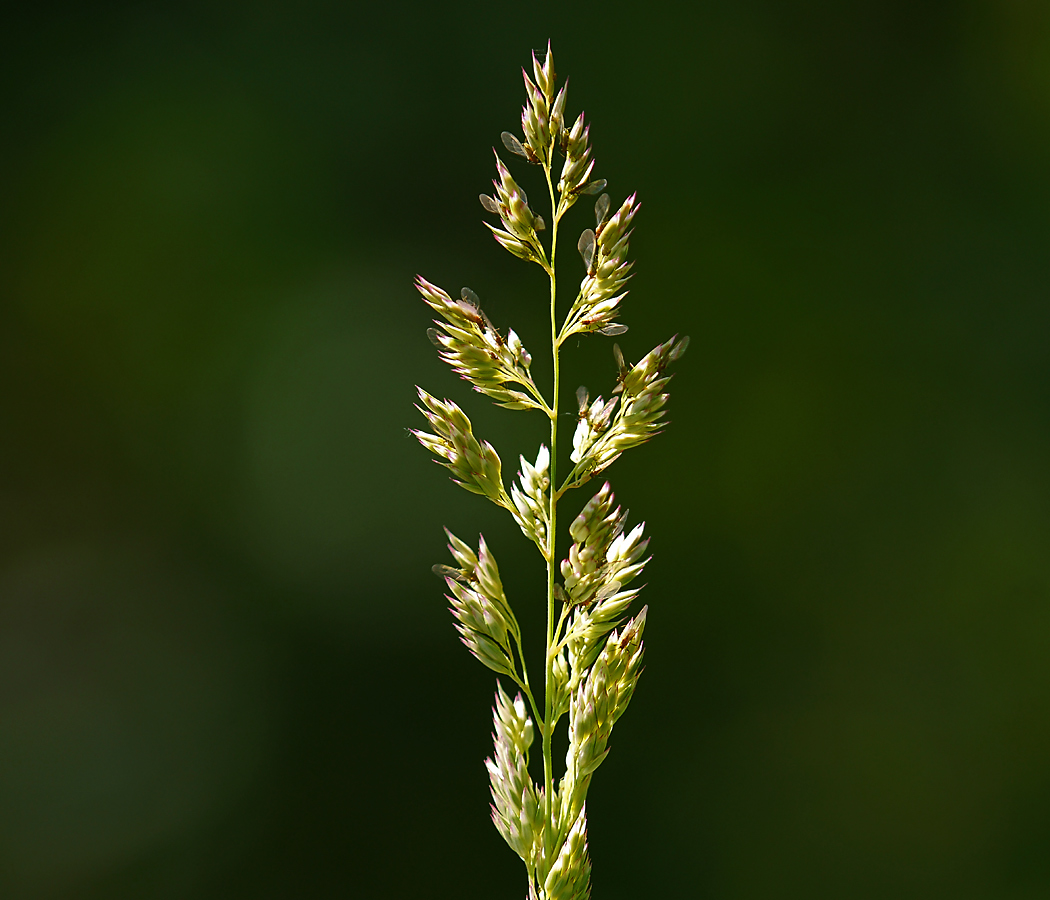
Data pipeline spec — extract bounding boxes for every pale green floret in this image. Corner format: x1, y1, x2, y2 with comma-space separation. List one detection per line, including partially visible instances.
532, 42, 556, 103
569, 393, 619, 466
510, 444, 552, 552
557, 112, 595, 202
549, 86, 567, 151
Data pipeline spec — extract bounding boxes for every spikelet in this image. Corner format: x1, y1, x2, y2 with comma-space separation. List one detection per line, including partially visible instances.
521, 43, 556, 163
541, 806, 592, 900
568, 335, 690, 485
481, 154, 548, 266
555, 484, 648, 674
417, 276, 545, 411
439, 531, 521, 676
412, 388, 508, 505
510, 444, 551, 552
560, 484, 648, 605
561, 193, 639, 340
560, 608, 647, 823
487, 685, 541, 861
557, 110, 607, 209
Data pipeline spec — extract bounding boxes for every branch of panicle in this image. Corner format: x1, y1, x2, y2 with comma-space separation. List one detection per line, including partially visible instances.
417, 276, 552, 415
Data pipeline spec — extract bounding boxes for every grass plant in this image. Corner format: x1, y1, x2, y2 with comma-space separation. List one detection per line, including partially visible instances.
412, 43, 688, 899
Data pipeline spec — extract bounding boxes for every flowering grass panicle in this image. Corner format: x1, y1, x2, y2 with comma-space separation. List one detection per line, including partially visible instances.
412, 42, 686, 899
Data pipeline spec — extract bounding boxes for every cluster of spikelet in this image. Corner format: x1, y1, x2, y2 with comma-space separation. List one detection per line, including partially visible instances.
411, 43, 686, 900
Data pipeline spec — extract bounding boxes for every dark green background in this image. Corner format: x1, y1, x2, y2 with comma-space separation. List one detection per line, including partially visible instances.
3, 2, 1050, 897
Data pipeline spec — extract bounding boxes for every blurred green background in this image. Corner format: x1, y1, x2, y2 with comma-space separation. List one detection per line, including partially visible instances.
2, 1, 1050, 897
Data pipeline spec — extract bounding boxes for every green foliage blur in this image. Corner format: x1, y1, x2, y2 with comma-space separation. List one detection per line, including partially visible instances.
2, 2, 1050, 897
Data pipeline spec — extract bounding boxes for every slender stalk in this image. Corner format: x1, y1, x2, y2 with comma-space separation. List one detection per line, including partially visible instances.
551, 605, 570, 660
542, 156, 560, 825
512, 632, 542, 726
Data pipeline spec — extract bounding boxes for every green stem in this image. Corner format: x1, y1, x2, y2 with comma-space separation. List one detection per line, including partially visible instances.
555, 459, 591, 497
542, 158, 561, 826
518, 376, 555, 418
511, 633, 542, 728
552, 603, 569, 654
555, 289, 586, 345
